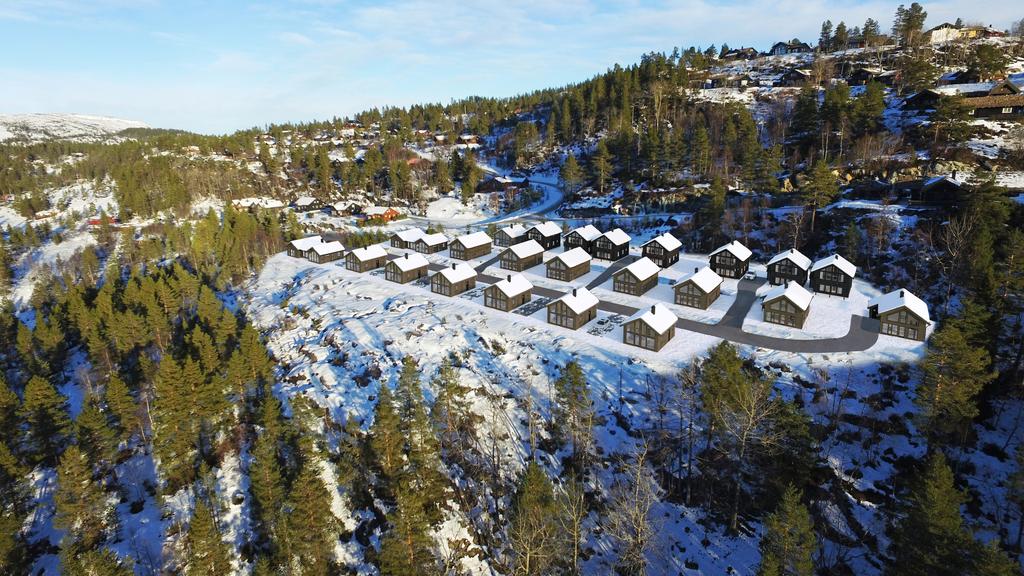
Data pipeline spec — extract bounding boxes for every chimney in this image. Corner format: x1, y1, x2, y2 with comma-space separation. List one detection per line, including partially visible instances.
572, 288, 577, 297
404, 253, 408, 259
695, 267, 699, 273
507, 274, 511, 282
451, 263, 456, 270
900, 289, 905, 297
651, 305, 657, 314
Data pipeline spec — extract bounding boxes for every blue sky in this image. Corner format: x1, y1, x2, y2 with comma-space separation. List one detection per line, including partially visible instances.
0, 0, 1016, 134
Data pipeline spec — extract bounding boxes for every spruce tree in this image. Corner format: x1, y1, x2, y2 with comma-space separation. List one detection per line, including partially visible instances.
559, 153, 583, 196
917, 324, 995, 446
370, 383, 403, 485
378, 488, 437, 576
75, 397, 118, 472
104, 375, 138, 442
430, 357, 472, 455
281, 457, 336, 575
184, 501, 233, 576
61, 548, 134, 576
54, 445, 112, 550
249, 431, 285, 546
757, 486, 817, 576
19, 375, 71, 464
801, 160, 839, 233
591, 140, 613, 195
554, 360, 594, 471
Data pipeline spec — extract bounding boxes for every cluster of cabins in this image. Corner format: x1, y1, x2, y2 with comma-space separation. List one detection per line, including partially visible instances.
289, 227, 932, 353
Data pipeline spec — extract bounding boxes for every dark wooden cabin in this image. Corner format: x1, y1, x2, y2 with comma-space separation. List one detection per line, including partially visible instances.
709, 241, 752, 279
449, 232, 492, 260
868, 289, 931, 341
612, 257, 660, 296
346, 245, 388, 272
484, 274, 532, 311
546, 287, 598, 330
546, 248, 592, 282
641, 233, 682, 268
766, 248, 811, 286
622, 304, 677, 352
761, 282, 812, 329
809, 254, 856, 297
526, 221, 562, 250
673, 266, 723, 309
431, 263, 477, 296
592, 229, 631, 261
385, 253, 429, 284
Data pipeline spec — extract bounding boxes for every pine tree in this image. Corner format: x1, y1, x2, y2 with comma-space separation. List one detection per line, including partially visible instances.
560, 153, 583, 196
19, 375, 71, 464
553, 361, 594, 471
370, 383, 403, 485
184, 501, 233, 576
104, 375, 138, 442
430, 357, 472, 454
280, 457, 336, 575
591, 140, 613, 195
249, 430, 285, 546
54, 445, 112, 550
379, 488, 436, 576
61, 548, 134, 576
791, 85, 820, 139
508, 461, 560, 575
75, 397, 118, 471
757, 486, 817, 576
801, 160, 839, 233
917, 324, 995, 446
818, 20, 833, 52
151, 357, 197, 490
690, 123, 710, 177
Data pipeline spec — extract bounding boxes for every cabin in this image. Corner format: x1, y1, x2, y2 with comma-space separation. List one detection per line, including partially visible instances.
777, 67, 812, 87
477, 176, 531, 196
293, 196, 323, 212
499, 239, 544, 272
413, 233, 449, 254
761, 282, 813, 329
641, 233, 682, 268
431, 263, 477, 296
495, 223, 528, 247
385, 253, 430, 284
563, 225, 603, 253
905, 80, 1024, 120
288, 235, 322, 258
390, 228, 424, 249
346, 245, 388, 272
673, 266, 723, 309
769, 40, 812, 56
868, 289, 931, 341
526, 221, 562, 250
612, 257, 660, 296
546, 248, 592, 282
810, 254, 856, 298
362, 206, 402, 222
622, 304, 677, 352
592, 229, 631, 261
766, 248, 811, 286
546, 287, 598, 330
449, 231, 492, 260
307, 241, 345, 264
709, 240, 752, 279
720, 47, 759, 61
484, 274, 533, 311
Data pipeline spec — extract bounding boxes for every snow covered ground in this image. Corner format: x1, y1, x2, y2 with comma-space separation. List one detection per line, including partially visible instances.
742, 280, 881, 339
0, 113, 148, 143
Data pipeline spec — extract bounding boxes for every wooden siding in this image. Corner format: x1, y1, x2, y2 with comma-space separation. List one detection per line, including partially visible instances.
546, 258, 590, 282
767, 261, 808, 286
643, 243, 680, 268
499, 250, 543, 272
563, 232, 593, 253
710, 252, 749, 279
431, 274, 476, 296
762, 297, 808, 328
810, 265, 852, 298
449, 241, 491, 260
494, 230, 526, 247
592, 237, 629, 261
385, 261, 428, 284
345, 254, 387, 272
527, 229, 561, 250
308, 251, 343, 264
546, 299, 595, 330
869, 305, 928, 341
674, 281, 720, 309
613, 269, 658, 296
483, 286, 531, 311
622, 319, 674, 351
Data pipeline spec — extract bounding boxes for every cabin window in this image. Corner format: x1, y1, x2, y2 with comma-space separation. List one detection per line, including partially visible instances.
717, 253, 736, 265
647, 245, 663, 256
1002, 107, 1014, 114
624, 323, 657, 350
766, 310, 797, 327
883, 322, 919, 340
484, 291, 503, 309
820, 283, 844, 295
548, 305, 575, 328
819, 269, 845, 283
676, 290, 703, 308
775, 262, 798, 276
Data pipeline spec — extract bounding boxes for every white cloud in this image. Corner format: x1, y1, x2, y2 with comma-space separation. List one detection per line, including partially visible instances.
278, 31, 315, 46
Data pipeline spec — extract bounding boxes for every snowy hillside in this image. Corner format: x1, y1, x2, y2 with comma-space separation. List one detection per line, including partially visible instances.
0, 113, 149, 143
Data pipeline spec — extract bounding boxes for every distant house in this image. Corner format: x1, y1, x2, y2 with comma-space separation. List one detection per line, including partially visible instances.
926, 22, 1005, 44
766, 248, 812, 286
761, 282, 813, 328
431, 263, 477, 296
484, 274, 533, 311
346, 245, 388, 272
385, 253, 430, 284
769, 39, 812, 56
622, 304, 677, 352
641, 233, 682, 268
307, 241, 345, 264
905, 79, 1024, 119
847, 67, 886, 86
592, 229, 631, 261
293, 196, 323, 212
288, 235, 322, 258
546, 247, 592, 282
709, 240, 752, 279
449, 231, 492, 260
777, 67, 813, 87
673, 266, 723, 309
390, 228, 425, 249
563, 224, 603, 253
547, 287, 598, 330
477, 175, 531, 196
612, 257, 660, 296
526, 221, 562, 250
810, 254, 856, 297
499, 239, 544, 271
909, 176, 965, 204
495, 223, 529, 247
868, 289, 931, 341
362, 206, 402, 222
413, 233, 449, 254
720, 47, 759, 60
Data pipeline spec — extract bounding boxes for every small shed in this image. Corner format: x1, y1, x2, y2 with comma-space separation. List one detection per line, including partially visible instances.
499, 239, 544, 271
709, 240, 752, 279
307, 241, 345, 264
622, 304, 677, 352
288, 235, 322, 258
592, 228, 631, 261
563, 225, 603, 253
484, 274, 533, 311
431, 263, 477, 296
766, 248, 812, 286
810, 254, 856, 298
673, 266, 723, 309
612, 257, 660, 296
495, 223, 528, 247
346, 245, 388, 272
641, 232, 682, 268
868, 289, 931, 341
546, 247, 592, 282
526, 221, 562, 250
385, 253, 430, 284
546, 287, 598, 330
761, 282, 813, 329
449, 231, 492, 260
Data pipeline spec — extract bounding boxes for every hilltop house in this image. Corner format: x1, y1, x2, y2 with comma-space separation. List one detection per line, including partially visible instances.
293, 196, 323, 212
499, 239, 544, 271
563, 224, 603, 253
766, 248, 812, 286
307, 241, 345, 264
720, 47, 759, 60
431, 263, 477, 296
413, 233, 449, 254
778, 68, 813, 87
385, 253, 430, 284
769, 39, 812, 56
346, 245, 388, 272
905, 79, 1024, 120
449, 231, 492, 260
868, 289, 931, 341
762, 282, 813, 329
477, 175, 530, 196
641, 232, 682, 268
390, 228, 424, 249
622, 304, 677, 352
810, 254, 856, 297
673, 266, 723, 309
613, 257, 660, 296
484, 274, 533, 311
547, 287, 598, 330
546, 247, 592, 282
592, 228, 631, 261
495, 223, 528, 247
288, 235, 322, 258
526, 221, 562, 250
709, 240, 752, 279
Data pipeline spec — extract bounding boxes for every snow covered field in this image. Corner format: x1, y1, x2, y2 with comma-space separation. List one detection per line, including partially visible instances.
0, 113, 148, 143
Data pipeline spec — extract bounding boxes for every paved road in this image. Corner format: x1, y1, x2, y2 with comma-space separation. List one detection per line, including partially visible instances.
378, 252, 880, 354
585, 254, 637, 290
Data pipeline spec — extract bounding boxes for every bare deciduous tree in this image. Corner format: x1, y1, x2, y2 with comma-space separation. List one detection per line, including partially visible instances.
606, 442, 663, 576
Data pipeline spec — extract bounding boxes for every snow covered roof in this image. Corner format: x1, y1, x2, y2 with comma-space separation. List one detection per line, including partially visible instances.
234, 197, 286, 209
530, 221, 561, 237
555, 247, 592, 268
762, 282, 813, 311
643, 232, 682, 252
600, 228, 631, 246
364, 206, 397, 216
507, 239, 544, 258
556, 287, 599, 314
710, 240, 752, 261
499, 223, 528, 238
311, 241, 345, 256
627, 303, 678, 335
567, 224, 602, 242
394, 228, 425, 243
869, 289, 931, 324
767, 248, 812, 270
493, 273, 533, 297
438, 262, 477, 283
811, 254, 857, 278
454, 231, 492, 249
620, 257, 660, 281
290, 235, 322, 251
350, 245, 387, 262
419, 233, 449, 246
674, 266, 723, 293
390, 252, 429, 272
295, 196, 317, 207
